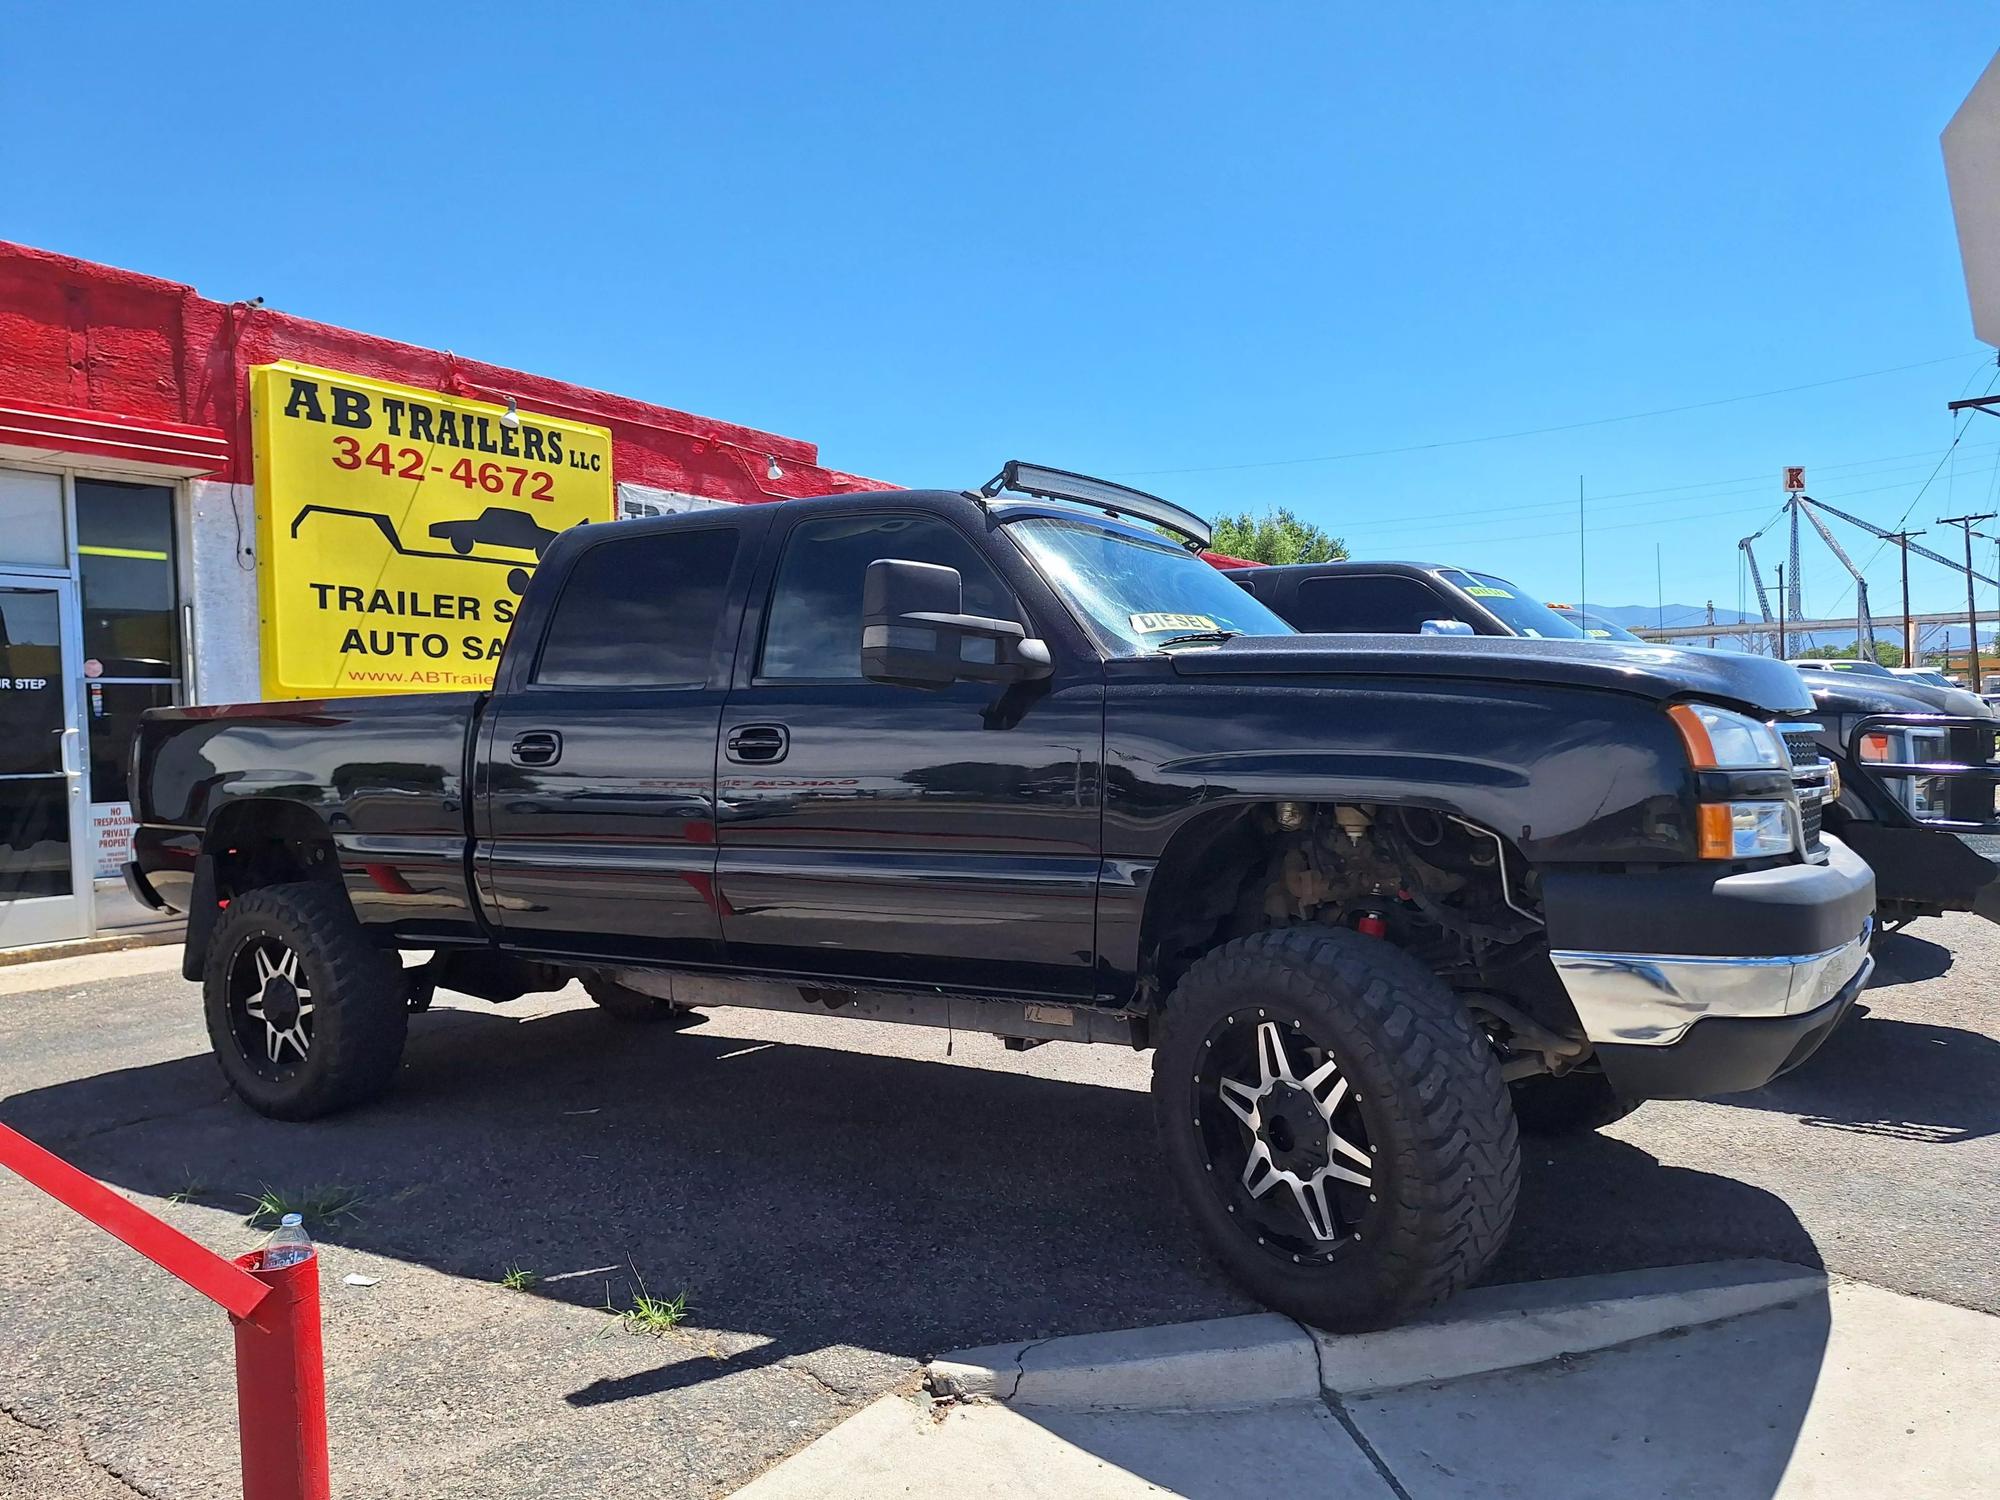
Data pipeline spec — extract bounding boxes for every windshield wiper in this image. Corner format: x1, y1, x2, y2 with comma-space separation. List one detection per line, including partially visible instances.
1154, 630, 1241, 650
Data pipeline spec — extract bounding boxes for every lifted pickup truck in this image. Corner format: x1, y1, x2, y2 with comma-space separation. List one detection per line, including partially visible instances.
130, 465, 1874, 1329
1230, 558, 2000, 937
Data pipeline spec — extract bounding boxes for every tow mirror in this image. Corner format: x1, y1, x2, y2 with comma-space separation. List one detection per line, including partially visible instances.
861, 559, 1053, 689
1421, 618, 1475, 637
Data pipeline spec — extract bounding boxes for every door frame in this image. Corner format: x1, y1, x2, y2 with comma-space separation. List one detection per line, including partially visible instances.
0, 572, 91, 947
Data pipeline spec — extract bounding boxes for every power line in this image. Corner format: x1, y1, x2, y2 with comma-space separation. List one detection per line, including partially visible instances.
1331, 442, 2000, 540
1818, 365, 2000, 616
1115, 352, 1983, 478
1342, 459, 2000, 550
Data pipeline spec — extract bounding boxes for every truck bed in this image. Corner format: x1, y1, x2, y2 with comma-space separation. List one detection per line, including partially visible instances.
130, 693, 484, 944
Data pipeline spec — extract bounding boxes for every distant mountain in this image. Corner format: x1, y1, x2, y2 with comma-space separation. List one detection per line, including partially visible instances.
1593, 599, 1988, 657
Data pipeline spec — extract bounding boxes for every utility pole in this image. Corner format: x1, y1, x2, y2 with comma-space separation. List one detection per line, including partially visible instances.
1776, 563, 1787, 660
1577, 476, 1586, 621
1885, 529, 1926, 668
1705, 600, 1716, 650
1937, 512, 1997, 691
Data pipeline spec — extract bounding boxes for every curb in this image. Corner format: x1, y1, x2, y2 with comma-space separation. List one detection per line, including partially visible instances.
0, 925, 181, 969
926, 1259, 1827, 1411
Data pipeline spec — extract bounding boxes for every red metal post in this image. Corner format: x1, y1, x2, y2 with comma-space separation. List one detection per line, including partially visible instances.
0, 1123, 268, 1319
231, 1251, 331, 1500
0, 1123, 332, 1500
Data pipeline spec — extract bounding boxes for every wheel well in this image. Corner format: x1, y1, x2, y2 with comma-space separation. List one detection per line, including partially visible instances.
1138, 800, 1553, 1007
182, 800, 345, 980
205, 800, 341, 900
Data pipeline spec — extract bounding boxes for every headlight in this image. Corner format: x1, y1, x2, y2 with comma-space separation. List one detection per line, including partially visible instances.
1698, 801, 1793, 859
1668, 702, 1787, 770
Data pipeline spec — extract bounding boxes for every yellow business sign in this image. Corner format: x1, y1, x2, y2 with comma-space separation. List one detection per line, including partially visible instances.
250, 361, 613, 699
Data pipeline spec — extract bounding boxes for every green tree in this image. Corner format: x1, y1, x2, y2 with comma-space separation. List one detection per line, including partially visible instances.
1814, 640, 1905, 667
1209, 507, 1348, 565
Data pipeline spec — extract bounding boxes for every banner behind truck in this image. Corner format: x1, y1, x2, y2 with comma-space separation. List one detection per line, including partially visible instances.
250, 361, 614, 699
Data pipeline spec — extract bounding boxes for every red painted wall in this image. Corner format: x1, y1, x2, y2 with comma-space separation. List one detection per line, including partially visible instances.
0, 239, 889, 501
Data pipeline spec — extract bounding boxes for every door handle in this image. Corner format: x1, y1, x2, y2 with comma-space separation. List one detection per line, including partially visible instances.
725, 724, 789, 764
510, 730, 562, 767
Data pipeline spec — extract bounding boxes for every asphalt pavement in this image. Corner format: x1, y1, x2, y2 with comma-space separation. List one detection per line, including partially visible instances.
0, 914, 1995, 1497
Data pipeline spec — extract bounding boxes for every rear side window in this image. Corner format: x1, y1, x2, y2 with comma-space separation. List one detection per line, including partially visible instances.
534, 528, 739, 686
1292, 575, 1461, 634
759, 514, 1018, 680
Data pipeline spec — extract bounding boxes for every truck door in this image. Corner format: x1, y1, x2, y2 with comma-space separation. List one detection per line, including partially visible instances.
477, 516, 761, 965
716, 508, 1104, 997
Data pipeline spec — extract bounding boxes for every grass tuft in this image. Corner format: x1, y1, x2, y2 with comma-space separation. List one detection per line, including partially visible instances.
619, 1289, 690, 1335
500, 1266, 539, 1292
241, 1184, 367, 1230
603, 1262, 690, 1335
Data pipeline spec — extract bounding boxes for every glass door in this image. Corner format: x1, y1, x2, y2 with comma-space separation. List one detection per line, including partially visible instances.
0, 576, 88, 947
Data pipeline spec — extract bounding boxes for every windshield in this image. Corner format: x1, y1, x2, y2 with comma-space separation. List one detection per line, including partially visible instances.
1566, 608, 1644, 642
1801, 658, 1896, 679
1006, 515, 1295, 655
1901, 669, 1954, 688
1433, 569, 1588, 640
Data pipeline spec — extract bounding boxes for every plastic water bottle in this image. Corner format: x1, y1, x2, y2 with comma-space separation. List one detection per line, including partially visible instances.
262, 1213, 314, 1269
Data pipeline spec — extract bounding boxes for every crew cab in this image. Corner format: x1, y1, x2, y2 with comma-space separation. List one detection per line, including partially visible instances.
1229, 559, 2000, 937
128, 465, 1874, 1330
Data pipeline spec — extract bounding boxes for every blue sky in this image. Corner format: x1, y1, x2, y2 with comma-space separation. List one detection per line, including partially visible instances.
4, 4, 1996, 624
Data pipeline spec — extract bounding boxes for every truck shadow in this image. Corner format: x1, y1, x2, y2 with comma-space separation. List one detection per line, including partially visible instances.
1867, 928, 1954, 986
1693, 1000, 2000, 1144
0, 994, 1831, 1495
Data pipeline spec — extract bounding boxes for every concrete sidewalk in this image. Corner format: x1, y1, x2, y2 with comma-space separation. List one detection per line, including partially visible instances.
732, 1264, 1998, 1499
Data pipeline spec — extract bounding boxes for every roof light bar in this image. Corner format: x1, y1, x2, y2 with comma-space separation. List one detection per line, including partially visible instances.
979, 460, 1212, 549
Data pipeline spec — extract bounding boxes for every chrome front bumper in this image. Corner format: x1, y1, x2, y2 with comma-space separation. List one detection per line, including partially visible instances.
1550, 917, 1874, 1048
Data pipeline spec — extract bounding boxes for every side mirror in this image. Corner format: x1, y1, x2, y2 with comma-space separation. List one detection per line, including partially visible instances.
861, 559, 1053, 689
1420, 617, 1475, 637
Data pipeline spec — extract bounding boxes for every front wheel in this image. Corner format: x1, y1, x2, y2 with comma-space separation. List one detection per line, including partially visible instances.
202, 882, 409, 1120
1153, 926, 1520, 1331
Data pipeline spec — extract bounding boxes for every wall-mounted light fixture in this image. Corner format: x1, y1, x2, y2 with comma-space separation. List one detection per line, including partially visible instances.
499, 395, 522, 430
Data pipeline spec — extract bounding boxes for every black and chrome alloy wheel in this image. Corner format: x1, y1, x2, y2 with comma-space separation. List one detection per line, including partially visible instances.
1193, 1010, 1375, 1262
225, 937, 316, 1077
1153, 925, 1520, 1330
201, 882, 409, 1120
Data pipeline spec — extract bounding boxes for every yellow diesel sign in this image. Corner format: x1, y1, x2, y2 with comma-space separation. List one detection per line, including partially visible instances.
250, 362, 613, 698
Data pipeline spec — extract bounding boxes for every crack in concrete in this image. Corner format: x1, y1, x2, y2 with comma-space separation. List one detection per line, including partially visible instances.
780, 1360, 860, 1407
1, 1403, 164, 1499
26, 1091, 233, 1152
1295, 1315, 1416, 1500
1000, 1335, 1056, 1400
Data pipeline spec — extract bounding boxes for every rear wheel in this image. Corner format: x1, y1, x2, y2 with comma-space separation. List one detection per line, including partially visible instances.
202, 882, 408, 1120
1154, 926, 1519, 1331
1508, 1068, 1639, 1135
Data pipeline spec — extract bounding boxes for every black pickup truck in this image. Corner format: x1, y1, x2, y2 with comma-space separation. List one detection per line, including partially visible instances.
128, 464, 1874, 1330
1230, 558, 2000, 936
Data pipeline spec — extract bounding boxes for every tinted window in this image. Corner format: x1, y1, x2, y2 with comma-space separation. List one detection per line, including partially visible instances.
1434, 569, 1588, 640
1292, 575, 1461, 634
76, 479, 180, 676
535, 528, 739, 686
761, 514, 1017, 680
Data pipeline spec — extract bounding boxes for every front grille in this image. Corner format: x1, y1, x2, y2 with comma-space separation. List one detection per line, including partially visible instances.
1782, 726, 1823, 767
1779, 722, 1828, 856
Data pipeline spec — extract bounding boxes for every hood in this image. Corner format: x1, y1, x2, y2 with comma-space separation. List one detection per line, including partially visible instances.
1168, 634, 1815, 715
1797, 668, 1996, 720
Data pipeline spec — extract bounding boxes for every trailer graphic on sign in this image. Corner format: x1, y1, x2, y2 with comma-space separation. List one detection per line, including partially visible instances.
251, 362, 613, 699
